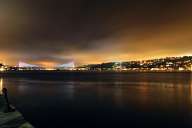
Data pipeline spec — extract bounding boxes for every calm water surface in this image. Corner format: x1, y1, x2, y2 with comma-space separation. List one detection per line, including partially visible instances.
1, 72, 192, 128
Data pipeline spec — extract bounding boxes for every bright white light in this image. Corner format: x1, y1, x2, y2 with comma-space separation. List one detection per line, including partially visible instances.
18, 61, 39, 68
0, 67, 5, 72
56, 61, 75, 69
179, 67, 185, 71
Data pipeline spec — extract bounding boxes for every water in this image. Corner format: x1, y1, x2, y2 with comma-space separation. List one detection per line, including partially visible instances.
1, 72, 192, 128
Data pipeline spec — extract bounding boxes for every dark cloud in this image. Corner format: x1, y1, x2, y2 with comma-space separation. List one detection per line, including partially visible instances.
0, 0, 192, 65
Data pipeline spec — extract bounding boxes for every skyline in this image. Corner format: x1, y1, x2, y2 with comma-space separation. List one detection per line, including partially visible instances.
0, 0, 192, 66
1, 55, 192, 67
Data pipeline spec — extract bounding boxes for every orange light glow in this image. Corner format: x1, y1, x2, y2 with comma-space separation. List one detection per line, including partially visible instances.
38, 61, 57, 68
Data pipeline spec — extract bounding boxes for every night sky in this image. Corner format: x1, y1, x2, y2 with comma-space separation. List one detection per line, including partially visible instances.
0, 0, 192, 66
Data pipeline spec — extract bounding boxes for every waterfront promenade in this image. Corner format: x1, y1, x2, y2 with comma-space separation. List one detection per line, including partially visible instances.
0, 95, 33, 128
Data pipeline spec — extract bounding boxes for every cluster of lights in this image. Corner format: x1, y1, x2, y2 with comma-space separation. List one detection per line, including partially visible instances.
77, 56, 192, 71
0, 67, 5, 72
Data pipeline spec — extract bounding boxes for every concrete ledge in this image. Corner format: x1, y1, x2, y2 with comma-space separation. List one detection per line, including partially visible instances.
0, 95, 34, 128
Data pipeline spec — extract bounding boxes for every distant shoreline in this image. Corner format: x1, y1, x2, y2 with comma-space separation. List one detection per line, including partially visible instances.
0, 70, 191, 74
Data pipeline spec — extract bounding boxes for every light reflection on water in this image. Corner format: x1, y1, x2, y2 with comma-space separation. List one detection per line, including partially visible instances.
0, 78, 3, 95
1, 72, 192, 128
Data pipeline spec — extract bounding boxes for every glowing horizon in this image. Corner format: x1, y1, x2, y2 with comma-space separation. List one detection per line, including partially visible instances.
0, 1, 192, 66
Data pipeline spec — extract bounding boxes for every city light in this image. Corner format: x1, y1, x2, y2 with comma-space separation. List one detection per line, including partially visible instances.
0, 67, 5, 72
76, 56, 192, 72
0, 56, 192, 72
45, 68, 55, 71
